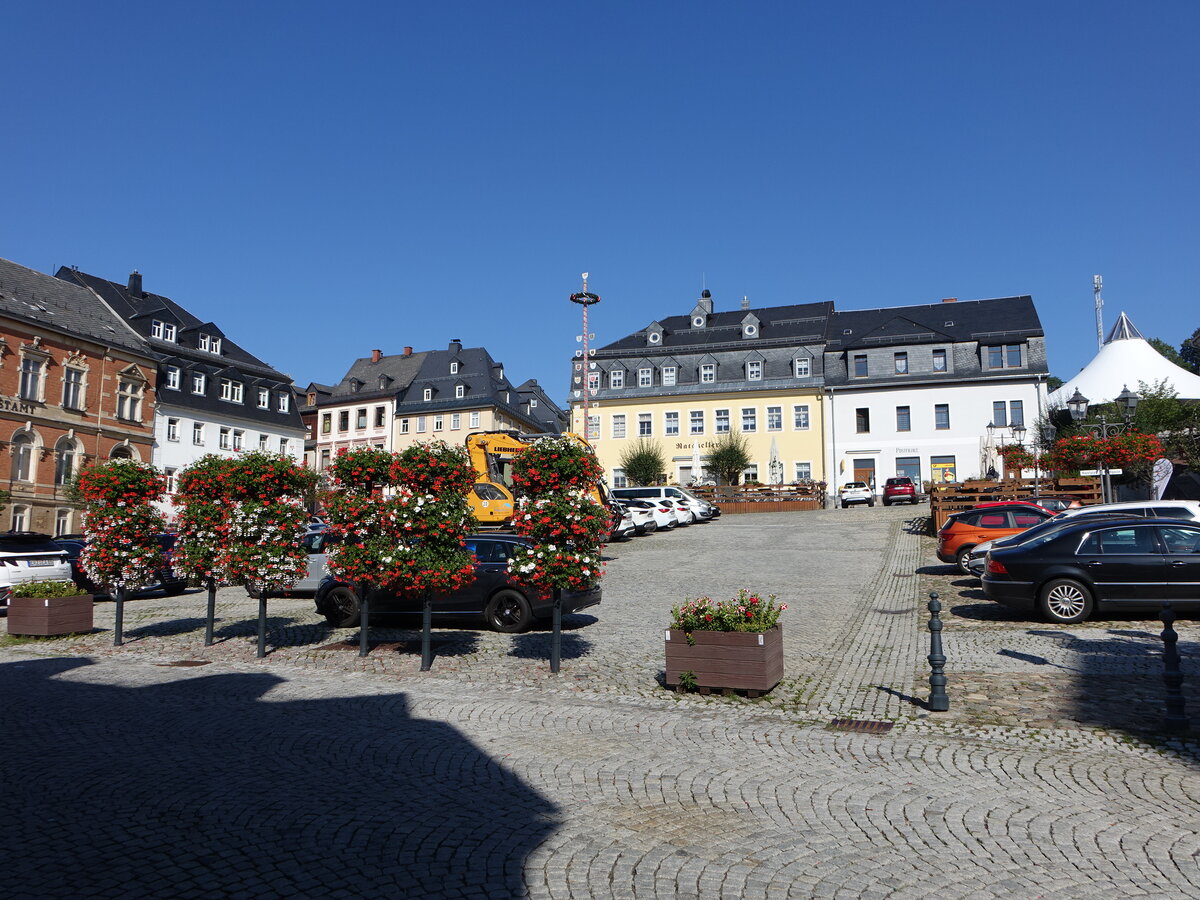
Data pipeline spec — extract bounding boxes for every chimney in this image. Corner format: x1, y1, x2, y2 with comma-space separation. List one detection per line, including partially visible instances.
740, 295, 750, 310
698, 288, 713, 315
449, 338, 463, 353
403, 346, 412, 357
941, 297, 957, 303
371, 349, 382, 363
128, 270, 142, 296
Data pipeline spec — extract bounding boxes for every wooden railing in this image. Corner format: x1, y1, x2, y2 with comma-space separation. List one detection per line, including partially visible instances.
686, 482, 827, 514
928, 477, 1103, 530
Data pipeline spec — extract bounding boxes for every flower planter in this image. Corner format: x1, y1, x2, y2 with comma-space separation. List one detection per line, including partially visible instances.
664, 626, 784, 693
7, 594, 94, 636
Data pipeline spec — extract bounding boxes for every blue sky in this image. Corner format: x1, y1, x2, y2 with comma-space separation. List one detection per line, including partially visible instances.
4, 2, 1197, 397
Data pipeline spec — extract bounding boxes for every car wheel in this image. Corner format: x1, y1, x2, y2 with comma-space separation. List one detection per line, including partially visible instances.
883, 498, 891, 506
1038, 578, 1094, 624
868, 499, 875, 507
323, 586, 361, 627
841, 501, 848, 508
486, 589, 534, 633
955, 546, 976, 574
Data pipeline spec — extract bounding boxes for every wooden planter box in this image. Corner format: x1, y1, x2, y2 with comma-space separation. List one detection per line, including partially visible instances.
664, 626, 784, 693
7, 594, 94, 636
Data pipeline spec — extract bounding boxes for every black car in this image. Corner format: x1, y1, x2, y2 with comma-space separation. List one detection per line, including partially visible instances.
314, 533, 602, 633
53, 534, 188, 597
982, 516, 1200, 623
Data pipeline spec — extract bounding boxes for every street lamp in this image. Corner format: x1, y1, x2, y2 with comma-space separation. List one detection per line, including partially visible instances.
1067, 384, 1141, 503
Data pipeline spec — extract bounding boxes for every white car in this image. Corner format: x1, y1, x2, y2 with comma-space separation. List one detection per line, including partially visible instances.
623, 498, 677, 531
840, 482, 874, 508
0, 532, 72, 606
661, 498, 695, 526
625, 503, 658, 536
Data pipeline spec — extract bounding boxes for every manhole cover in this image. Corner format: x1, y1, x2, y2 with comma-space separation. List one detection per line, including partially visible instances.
828, 718, 894, 734
156, 660, 212, 668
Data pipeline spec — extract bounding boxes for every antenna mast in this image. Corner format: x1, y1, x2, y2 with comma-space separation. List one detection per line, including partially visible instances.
1093, 275, 1104, 350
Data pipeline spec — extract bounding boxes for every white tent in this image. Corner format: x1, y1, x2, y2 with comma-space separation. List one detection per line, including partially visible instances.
1048, 312, 1200, 407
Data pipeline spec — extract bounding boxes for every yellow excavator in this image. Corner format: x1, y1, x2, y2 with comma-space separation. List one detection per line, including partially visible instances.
464, 431, 611, 527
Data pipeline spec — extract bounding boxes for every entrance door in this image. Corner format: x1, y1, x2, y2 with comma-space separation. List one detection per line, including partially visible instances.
852, 458, 876, 493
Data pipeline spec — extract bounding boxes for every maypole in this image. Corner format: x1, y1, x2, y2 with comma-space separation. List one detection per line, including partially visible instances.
570, 273, 601, 437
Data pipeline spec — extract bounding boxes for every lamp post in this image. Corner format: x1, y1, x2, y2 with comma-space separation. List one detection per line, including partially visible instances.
986, 421, 1027, 481
1066, 385, 1140, 503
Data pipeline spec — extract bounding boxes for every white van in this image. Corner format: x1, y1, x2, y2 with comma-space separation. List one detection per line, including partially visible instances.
612, 486, 718, 521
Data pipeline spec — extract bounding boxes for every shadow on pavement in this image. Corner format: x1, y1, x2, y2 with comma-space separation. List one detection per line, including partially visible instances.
508, 632, 592, 661
0, 656, 559, 897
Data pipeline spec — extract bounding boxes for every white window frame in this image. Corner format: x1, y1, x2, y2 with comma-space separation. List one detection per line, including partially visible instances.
258, 433, 269, 451
715, 409, 730, 434
794, 357, 810, 378
690, 410, 704, 435
612, 414, 627, 439
663, 412, 679, 436
166, 418, 179, 442
232, 429, 244, 451
586, 414, 600, 440
610, 369, 624, 389
117, 378, 142, 420
700, 364, 715, 384
257, 388, 270, 408
193, 423, 205, 445
423, 388, 432, 402
793, 461, 813, 481
165, 366, 181, 391
450, 361, 459, 374
793, 405, 810, 430
747, 360, 763, 381
456, 385, 465, 399
741, 407, 757, 432
19, 356, 44, 402
192, 373, 207, 395
587, 372, 600, 392
220, 379, 244, 404
62, 367, 86, 409
662, 366, 676, 386
638, 368, 652, 387
638, 412, 652, 436
451, 413, 461, 430
219, 427, 231, 450
470, 411, 480, 428
767, 406, 782, 431
434, 415, 444, 431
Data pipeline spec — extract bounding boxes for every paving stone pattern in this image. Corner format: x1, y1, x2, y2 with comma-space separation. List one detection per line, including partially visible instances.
3, 506, 1200, 898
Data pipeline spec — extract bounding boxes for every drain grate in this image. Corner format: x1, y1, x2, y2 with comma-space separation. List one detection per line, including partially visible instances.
156, 660, 212, 668
828, 718, 894, 734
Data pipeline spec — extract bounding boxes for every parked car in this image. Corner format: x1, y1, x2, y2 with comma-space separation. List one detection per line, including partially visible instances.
51, 534, 188, 597
882, 477, 919, 506
1033, 496, 1083, 512
937, 503, 1055, 573
660, 498, 695, 526
964, 510, 1132, 577
0, 532, 72, 606
623, 498, 678, 531
612, 486, 718, 520
840, 482, 874, 508
982, 517, 1200, 623
610, 502, 637, 541
313, 532, 602, 632
625, 502, 658, 536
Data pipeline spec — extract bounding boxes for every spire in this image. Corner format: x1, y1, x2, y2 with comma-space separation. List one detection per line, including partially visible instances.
1104, 311, 1144, 343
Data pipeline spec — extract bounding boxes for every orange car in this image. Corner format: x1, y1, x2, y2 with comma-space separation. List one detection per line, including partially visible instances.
936, 502, 1054, 573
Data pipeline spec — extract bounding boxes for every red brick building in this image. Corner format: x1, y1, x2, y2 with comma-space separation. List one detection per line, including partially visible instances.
0, 258, 157, 535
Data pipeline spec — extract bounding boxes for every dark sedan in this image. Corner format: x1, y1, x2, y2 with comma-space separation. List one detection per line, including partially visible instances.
982, 517, 1200, 623
314, 533, 602, 633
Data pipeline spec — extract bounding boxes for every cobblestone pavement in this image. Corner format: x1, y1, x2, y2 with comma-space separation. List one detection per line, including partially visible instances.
3, 506, 1200, 898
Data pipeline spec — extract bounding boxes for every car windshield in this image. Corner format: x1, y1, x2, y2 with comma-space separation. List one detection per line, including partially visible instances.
844, 482, 866, 489
0, 536, 63, 554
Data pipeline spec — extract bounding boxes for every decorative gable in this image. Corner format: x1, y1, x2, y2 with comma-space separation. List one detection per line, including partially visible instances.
646, 321, 665, 346
740, 312, 761, 339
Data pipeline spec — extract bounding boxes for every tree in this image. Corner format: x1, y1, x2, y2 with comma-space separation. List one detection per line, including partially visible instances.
618, 439, 666, 486
1181, 327, 1200, 375
706, 433, 752, 486
1149, 338, 1186, 368
1046, 375, 1064, 392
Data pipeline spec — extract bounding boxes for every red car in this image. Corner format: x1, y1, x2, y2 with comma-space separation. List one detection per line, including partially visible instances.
882, 477, 919, 506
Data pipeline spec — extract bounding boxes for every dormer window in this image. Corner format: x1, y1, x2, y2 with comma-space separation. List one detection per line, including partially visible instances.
530, 398, 538, 408
648, 331, 661, 344
258, 388, 270, 408
700, 364, 715, 384
277, 393, 290, 413
638, 368, 652, 387
743, 323, 757, 337
747, 361, 762, 381
455, 385, 465, 398
610, 370, 624, 389
423, 388, 432, 401
692, 316, 706, 328
151, 320, 177, 342
794, 357, 810, 378
450, 362, 459, 374
198, 333, 221, 354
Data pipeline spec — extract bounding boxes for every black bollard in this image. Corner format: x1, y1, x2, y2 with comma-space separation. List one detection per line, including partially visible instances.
113, 586, 126, 646
550, 588, 562, 674
204, 578, 217, 647
358, 585, 370, 658
420, 594, 433, 671
1160, 602, 1189, 733
256, 590, 268, 659
927, 591, 949, 711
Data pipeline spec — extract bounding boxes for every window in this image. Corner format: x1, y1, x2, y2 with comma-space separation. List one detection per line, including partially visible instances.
257, 388, 270, 408
987, 344, 1022, 369
610, 370, 624, 389
279, 438, 288, 455
450, 384, 463, 400
470, 411, 480, 428
794, 357, 810, 378
356, 408, 367, 429
747, 361, 762, 381
855, 408, 870, 433
587, 415, 599, 441
638, 368, 652, 387
662, 366, 676, 386
417, 416, 426, 433
587, 372, 599, 392
232, 429, 244, 451
19, 357, 42, 401
1010, 400, 1024, 427
193, 423, 204, 445
690, 410, 704, 435
55, 509, 71, 536
932, 349, 947, 372
164, 367, 180, 392
935, 403, 950, 430
715, 409, 730, 434
450, 361, 459, 374
743, 464, 759, 482
434, 415, 444, 431
638, 413, 652, 436
11, 505, 28, 532
664, 412, 679, 436
219, 427, 231, 450
117, 378, 142, 420
992, 401, 1007, 428
895, 457, 921, 481
700, 364, 715, 384
741, 408, 757, 432
258, 433, 268, 451
400, 418, 410, 434
793, 405, 810, 430
931, 456, 956, 484
612, 414, 627, 439
451, 413, 461, 430
794, 462, 812, 481
321, 413, 332, 434
896, 406, 911, 432
63, 367, 85, 409
767, 406, 782, 431
151, 320, 176, 342
375, 406, 386, 427
54, 437, 76, 485
530, 398, 538, 408
853, 355, 868, 377
423, 388, 432, 402
894, 352, 908, 374
199, 333, 221, 354
192, 373, 207, 395
338, 411, 349, 431
167, 418, 180, 442
220, 379, 243, 403
612, 468, 628, 489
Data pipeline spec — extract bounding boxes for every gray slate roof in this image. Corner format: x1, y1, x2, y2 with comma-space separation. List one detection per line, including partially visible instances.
825, 296, 1043, 351
325, 353, 429, 404
597, 301, 834, 355
0, 258, 150, 357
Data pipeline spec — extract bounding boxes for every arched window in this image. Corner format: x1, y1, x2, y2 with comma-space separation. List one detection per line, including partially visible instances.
110, 445, 134, 460
11, 433, 33, 482
54, 436, 78, 486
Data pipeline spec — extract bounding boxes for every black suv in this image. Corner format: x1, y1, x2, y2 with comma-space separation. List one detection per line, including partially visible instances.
53, 533, 188, 597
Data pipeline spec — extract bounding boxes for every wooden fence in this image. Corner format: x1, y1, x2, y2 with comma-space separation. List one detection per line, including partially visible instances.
928, 477, 1103, 530
687, 483, 826, 514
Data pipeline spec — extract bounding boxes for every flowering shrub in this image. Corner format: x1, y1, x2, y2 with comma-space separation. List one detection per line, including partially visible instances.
222, 497, 311, 593
391, 441, 477, 495
507, 542, 601, 591
511, 494, 611, 546
77, 459, 166, 506
221, 450, 318, 501
81, 504, 167, 591
510, 436, 605, 496
670, 590, 788, 633
174, 455, 240, 584
329, 447, 396, 493
1043, 432, 1166, 472
997, 445, 1036, 472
